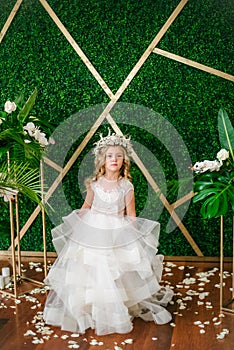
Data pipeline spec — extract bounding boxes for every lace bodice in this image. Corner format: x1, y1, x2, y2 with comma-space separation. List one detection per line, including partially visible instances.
90, 177, 134, 216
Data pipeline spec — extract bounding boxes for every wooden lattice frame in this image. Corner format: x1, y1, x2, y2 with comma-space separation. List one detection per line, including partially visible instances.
1, 0, 234, 256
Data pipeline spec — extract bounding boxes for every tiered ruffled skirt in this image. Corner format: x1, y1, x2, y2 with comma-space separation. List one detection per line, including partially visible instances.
43, 209, 173, 335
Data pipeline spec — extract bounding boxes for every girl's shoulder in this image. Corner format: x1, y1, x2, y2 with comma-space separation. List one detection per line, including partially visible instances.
119, 177, 134, 192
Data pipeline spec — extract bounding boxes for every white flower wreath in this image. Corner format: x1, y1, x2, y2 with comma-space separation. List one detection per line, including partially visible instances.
93, 129, 133, 156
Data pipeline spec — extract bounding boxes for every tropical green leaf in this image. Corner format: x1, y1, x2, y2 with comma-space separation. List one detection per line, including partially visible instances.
18, 88, 37, 123
0, 111, 7, 118
0, 162, 43, 207
0, 128, 44, 168
228, 188, 234, 212
200, 191, 228, 218
193, 188, 219, 202
218, 109, 234, 161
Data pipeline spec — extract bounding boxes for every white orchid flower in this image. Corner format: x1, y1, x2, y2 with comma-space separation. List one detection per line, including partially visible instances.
216, 149, 229, 161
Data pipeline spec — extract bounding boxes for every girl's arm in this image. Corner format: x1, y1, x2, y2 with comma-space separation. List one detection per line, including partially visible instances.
80, 187, 94, 209
125, 190, 136, 217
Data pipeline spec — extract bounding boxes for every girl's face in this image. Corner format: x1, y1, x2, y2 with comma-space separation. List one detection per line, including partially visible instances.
105, 146, 124, 174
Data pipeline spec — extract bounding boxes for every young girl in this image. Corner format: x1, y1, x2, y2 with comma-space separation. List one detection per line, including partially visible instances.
43, 131, 173, 335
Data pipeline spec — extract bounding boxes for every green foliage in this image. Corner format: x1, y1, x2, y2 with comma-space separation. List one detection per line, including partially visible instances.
0, 162, 42, 205
218, 109, 234, 160
193, 110, 234, 218
0, 88, 52, 168
0, 0, 233, 256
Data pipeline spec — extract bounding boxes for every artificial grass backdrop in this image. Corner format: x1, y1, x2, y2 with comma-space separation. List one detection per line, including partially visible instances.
0, 0, 233, 256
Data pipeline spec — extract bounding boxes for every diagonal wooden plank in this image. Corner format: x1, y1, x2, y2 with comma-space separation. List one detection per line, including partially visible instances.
38, 0, 115, 100
43, 157, 63, 172
112, 0, 189, 102
153, 48, 234, 82
12, 0, 193, 251
0, 0, 23, 43
171, 191, 194, 209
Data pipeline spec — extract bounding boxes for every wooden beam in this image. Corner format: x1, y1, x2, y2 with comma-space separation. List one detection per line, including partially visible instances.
1, 250, 231, 262
171, 191, 195, 209
112, 0, 189, 101
153, 48, 234, 82
43, 157, 63, 172
0, 0, 23, 44
38, 0, 114, 100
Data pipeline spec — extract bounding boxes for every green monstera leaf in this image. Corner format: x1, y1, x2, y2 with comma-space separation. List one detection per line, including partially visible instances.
193, 109, 234, 219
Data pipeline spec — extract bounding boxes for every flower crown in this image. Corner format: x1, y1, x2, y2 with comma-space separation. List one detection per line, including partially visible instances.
93, 129, 133, 157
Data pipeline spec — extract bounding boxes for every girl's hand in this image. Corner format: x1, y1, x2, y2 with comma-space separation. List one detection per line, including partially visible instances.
80, 187, 94, 209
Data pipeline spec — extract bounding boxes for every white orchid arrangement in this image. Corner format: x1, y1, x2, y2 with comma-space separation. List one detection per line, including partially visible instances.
0, 88, 53, 168
193, 149, 229, 174
192, 109, 234, 219
23, 122, 49, 146
0, 89, 53, 205
1, 102, 49, 147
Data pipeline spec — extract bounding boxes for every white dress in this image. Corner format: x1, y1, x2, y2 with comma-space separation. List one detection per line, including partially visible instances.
43, 176, 173, 335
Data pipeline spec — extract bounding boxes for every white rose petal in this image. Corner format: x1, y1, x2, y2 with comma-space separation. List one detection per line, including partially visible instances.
222, 328, 229, 334
124, 338, 133, 344
186, 290, 199, 296
164, 267, 172, 272
182, 277, 196, 285
61, 335, 69, 339
216, 333, 225, 339
24, 330, 37, 336
198, 292, 209, 300
32, 338, 44, 344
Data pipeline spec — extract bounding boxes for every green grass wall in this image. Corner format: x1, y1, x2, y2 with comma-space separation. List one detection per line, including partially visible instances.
0, 0, 233, 256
